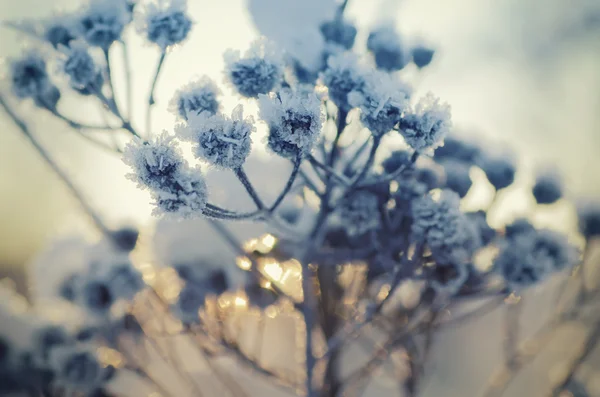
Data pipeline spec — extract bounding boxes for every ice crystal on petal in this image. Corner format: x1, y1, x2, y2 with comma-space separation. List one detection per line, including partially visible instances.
169, 76, 220, 120
399, 93, 451, 151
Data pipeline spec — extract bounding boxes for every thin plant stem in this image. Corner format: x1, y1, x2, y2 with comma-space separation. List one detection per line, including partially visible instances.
269, 154, 303, 212
49, 109, 115, 130
438, 294, 508, 328
234, 167, 266, 210
349, 136, 381, 187
121, 40, 133, 121
146, 51, 166, 137
308, 154, 351, 186
0, 93, 110, 236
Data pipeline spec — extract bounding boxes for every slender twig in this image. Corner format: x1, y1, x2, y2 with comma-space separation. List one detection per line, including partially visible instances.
48, 109, 115, 131
0, 93, 110, 235
269, 154, 303, 212
349, 136, 381, 187
357, 151, 419, 188
234, 167, 266, 210
146, 51, 166, 137
121, 40, 133, 121
308, 154, 351, 186
437, 295, 508, 328
551, 320, 600, 396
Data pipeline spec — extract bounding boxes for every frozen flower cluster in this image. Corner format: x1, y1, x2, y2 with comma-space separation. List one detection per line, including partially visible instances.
1, 1, 597, 396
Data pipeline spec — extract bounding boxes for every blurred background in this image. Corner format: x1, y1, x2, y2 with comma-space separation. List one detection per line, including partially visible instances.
0, 0, 599, 395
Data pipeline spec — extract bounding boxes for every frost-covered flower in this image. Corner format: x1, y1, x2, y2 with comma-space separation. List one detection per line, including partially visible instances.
532, 171, 563, 204
440, 160, 472, 198
434, 136, 481, 165
169, 77, 220, 121
224, 38, 283, 98
412, 190, 481, 265
81, 280, 113, 314
495, 228, 579, 289
337, 190, 381, 236
577, 202, 600, 239
177, 105, 254, 169
320, 18, 357, 50
259, 88, 324, 158
59, 41, 102, 91
367, 24, 408, 71
173, 283, 206, 324
398, 93, 451, 151
505, 218, 535, 239
321, 51, 366, 111
348, 70, 410, 136
10, 52, 60, 109
411, 46, 435, 69
123, 133, 208, 217
43, 16, 77, 49
429, 262, 469, 295
106, 262, 144, 300
480, 155, 516, 190
135, 0, 192, 49
78, 0, 130, 49
54, 349, 113, 391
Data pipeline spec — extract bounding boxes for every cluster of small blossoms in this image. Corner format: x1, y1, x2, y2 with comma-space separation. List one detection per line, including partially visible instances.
123, 133, 208, 217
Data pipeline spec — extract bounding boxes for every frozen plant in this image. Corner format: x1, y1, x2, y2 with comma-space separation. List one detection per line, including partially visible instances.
0, 1, 598, 397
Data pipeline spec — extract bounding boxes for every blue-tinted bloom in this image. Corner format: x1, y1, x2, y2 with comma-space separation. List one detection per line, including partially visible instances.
78, 0, 129, 49
533, 171, 563, 204
321, 51, 366, 111
224, 38, 283, 98
123, 133, 208, 217
81, 280, 113, 313
337, 190, 381, 236
176, 105, 254, 169
382, 150, 414, 174
106, 262, 144, 299
58, 350, 111, 391
43, 16, 77, 49
411, 46, 435, 68
59, 41, 102, 91
495, 228, 578, 289
480, 155, 516, 190
33, 326, 72, 361
415, 166, 440, 191
110, 227, 139, 251
320, 19, 357, 49
441, 160, 472, 198
399, 93, 451, 151
348, 70, 410, 136
429, 262, 469, 295
135, 0, 192, 49
577, 202, 600, 239
505, 218, 535, 239
259, 88, 324, 158
367, 24, 407, 71
169, 76, 220, 121
173, 283, 206, 323
466, 211, 496, 245
10, 52, 59, 109
434, 136, 481, 165
412, 190, 481, 265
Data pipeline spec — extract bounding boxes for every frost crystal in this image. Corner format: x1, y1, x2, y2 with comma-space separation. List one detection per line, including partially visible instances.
258, 88, 324, 158
367, 24, 407, 71
135, 0, 193, 49
59, 41, 102, 90
177, 105, 254, 169
169, 76, 220, 120
480, 155, 515, 190
78, 0, 129, 49
399, 93, 451, 151
321, 51, 366, 111
348, 70, 410, 136
412, 190, 480, 265
123, 133, 208, 217
224, 38, 283, 98
533, 170, 563, 204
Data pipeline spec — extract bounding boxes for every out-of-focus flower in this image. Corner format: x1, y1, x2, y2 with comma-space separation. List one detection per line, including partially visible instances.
398, 93, 451, 151
367, 24, 407, 71
532, 170, 563, 204
135, 0, 193, 49
169, 76, 220, 121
